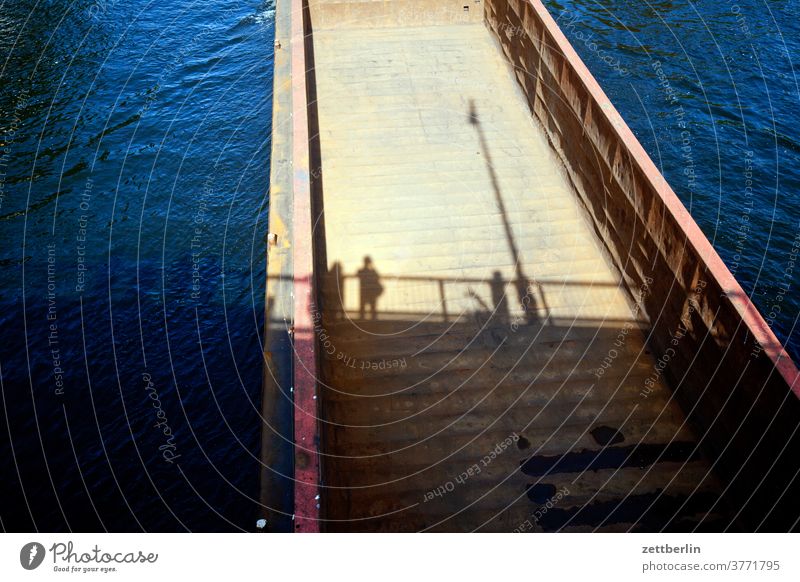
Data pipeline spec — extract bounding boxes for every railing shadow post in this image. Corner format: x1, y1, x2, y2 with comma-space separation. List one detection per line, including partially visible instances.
439, 279, 449, 322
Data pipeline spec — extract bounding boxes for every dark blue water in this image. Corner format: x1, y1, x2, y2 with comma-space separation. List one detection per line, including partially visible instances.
1, 0, 275, 531
1, 0, 798, 532
544, 0, 800, 361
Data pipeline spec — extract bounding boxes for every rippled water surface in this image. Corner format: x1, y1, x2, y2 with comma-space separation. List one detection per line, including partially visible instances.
1, 0, 275, 531
1, 0, 798, 531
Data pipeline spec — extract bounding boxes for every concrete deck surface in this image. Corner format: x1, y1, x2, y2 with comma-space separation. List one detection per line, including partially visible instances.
311, 23, 724, 531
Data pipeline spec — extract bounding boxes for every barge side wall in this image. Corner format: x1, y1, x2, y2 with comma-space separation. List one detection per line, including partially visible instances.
260, 0, 321, 533
484, 0, 800, 530
259, 0, 295, 533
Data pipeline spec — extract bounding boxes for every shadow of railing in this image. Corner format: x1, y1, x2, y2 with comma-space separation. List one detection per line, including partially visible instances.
318, 269, 643, 329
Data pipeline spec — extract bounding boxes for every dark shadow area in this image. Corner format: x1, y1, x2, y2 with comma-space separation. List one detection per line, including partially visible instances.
305, 0, 327, 278
304, 305, 735, 533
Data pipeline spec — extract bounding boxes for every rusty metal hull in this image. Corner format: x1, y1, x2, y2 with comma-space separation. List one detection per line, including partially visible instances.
261, 0, 800, 532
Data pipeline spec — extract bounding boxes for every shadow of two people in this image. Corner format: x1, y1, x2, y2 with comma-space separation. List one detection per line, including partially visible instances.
326, 257, 538, 325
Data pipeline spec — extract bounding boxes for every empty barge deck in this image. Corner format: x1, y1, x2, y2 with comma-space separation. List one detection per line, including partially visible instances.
261, 0, 800, 533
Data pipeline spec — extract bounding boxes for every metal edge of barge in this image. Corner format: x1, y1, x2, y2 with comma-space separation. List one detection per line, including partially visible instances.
259, 0, 800, 532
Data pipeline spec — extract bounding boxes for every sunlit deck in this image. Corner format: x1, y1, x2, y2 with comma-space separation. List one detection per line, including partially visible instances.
311, 23, 724, 531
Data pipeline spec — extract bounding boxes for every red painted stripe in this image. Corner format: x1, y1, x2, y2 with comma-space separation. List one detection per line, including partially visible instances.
531, 0, 800, 396
290, 0, 320, 532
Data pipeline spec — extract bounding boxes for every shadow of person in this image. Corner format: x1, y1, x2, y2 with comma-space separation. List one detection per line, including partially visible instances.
324, 261, 345, 321
357, 256, 383, 320
489, 271, 510, 324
